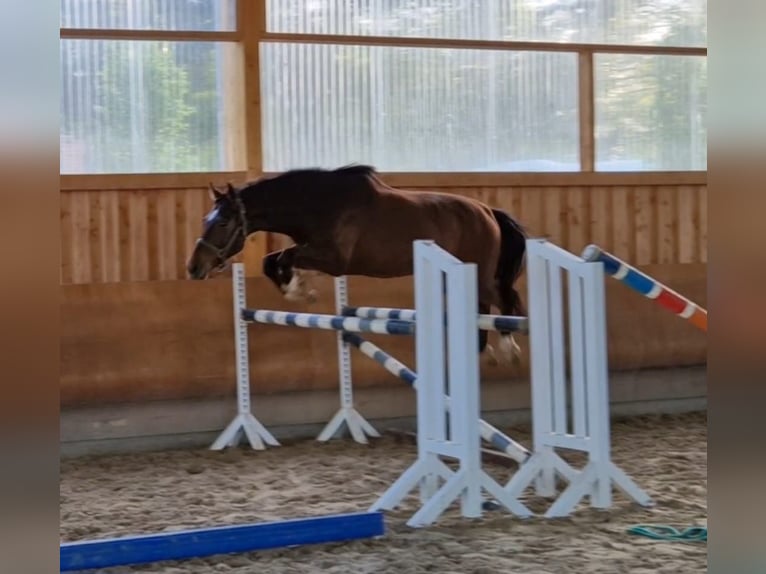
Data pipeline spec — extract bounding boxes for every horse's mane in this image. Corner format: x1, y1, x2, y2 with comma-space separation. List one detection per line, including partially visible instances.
239, 164, 382, 206
270, 163, 378, 180
249, 164, 381, 191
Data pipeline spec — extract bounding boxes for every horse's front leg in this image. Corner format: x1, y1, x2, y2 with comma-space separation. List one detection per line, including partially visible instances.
284, 268, 319, 303
288, 242, 350, 302
262, 247, 319, 303
262, 249, 290, 292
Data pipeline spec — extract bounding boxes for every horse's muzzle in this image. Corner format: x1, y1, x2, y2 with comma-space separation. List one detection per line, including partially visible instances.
187, 261, 209, 280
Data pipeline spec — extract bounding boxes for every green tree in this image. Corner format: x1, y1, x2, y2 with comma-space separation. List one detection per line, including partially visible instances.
95, 42, 196, 172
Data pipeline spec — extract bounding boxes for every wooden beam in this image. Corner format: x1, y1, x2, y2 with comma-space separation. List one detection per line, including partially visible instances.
60, 172, 248, 191
221, 58, 246, 171
240, 0, 269, 276
60, 29, 239, 42
375, 171, 707, 188
59, 27, 707, 58
579, 52, 595, 172
261, 32, 707, 57
61, 171, 708, 192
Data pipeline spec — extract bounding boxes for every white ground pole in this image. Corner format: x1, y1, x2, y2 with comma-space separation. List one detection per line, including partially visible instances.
503, 239, 653, 517
316, 276, 381, 444
210, 263, 280, 451
370, 240, 532, 528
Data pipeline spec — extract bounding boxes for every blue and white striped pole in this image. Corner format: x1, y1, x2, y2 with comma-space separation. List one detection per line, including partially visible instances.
242, 310, 415, 336
342, 332, 417, 385
342, 306, 529, 334
342, 332, 530, 465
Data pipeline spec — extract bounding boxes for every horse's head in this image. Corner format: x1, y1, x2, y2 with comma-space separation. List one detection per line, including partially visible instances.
187, 182, 249, 280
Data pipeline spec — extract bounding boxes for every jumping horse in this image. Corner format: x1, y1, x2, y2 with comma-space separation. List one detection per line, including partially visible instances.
186, 165, 528, 363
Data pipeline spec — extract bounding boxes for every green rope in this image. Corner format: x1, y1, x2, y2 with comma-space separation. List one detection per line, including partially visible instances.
627, 524, 707, 542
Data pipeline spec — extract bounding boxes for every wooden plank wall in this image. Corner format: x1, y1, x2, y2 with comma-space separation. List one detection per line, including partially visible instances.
61, 263, 707, 407
61, 188, 210, 284
60, 181, 708, 284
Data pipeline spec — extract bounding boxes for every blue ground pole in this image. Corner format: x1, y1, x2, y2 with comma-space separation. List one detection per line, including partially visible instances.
61, 511, 385, 571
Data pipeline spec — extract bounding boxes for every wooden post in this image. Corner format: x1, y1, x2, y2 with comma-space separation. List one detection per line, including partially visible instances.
578, 51, 595, 172
240, 0, 269, 275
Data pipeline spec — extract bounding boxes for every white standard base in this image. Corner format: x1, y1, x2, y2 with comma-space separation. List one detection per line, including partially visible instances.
210, 413, 281, 451
504, 451, 654, 518
370, 454, 533, 528
316, 406, 381, 444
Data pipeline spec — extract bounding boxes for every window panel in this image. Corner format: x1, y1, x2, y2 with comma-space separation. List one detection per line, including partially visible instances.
261, 43, 579, 172
595, 54, 707, 171
60, 0, 236, 31
60, 40, 241, 174
267, 0, 706, 48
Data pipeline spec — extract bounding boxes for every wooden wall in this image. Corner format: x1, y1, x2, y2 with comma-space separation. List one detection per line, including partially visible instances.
61, 263, 707, 409
60, 173, 707, 284
59, 172, 707, 412
60, 187, 210, 284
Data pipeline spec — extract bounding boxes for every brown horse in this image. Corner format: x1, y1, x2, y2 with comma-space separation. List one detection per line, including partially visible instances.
187, 165, 527, 363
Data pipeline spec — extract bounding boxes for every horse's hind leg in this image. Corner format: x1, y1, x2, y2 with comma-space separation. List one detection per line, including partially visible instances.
496, 277, 524, 365
477, 272, 502, 366
479, 301, 499, 367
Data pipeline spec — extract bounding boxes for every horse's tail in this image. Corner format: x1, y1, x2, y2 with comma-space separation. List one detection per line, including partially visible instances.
492, 208, 527, 320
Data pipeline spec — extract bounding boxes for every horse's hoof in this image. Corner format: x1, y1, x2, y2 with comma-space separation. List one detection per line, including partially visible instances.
483, 344, 500, 367
498, 336, 522, 365
306, 289, 318, 304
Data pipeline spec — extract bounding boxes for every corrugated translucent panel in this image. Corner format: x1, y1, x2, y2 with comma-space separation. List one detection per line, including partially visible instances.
595, 54, 707, 171
60, 0, 236, 31
266, 0, 706, 47
260, 43, 578, 171
60, 40, 238, 174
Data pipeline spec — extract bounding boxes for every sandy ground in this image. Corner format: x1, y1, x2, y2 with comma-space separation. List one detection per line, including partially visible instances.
61, 411, 707, 574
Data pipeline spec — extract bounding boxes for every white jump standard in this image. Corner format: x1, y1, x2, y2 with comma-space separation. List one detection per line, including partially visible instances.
503, 239, 653, 517
369, 240, 533, 526
317, 275, 382, 444
211, 263, 280, 451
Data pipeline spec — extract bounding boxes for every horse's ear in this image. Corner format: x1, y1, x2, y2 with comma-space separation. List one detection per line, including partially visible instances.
226, 182, 235, 195
208, 182, 224, 201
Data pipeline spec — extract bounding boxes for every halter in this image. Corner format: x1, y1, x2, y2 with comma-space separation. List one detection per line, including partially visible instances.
195, 190, 249, 270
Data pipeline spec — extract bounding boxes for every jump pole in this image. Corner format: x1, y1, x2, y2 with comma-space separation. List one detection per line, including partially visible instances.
341, 306, 529, 334
581, 244, 707, 332
340, 303, 532, 464
241, 310, 415, 335
60, 511, 385, 571
342, 331, 531, 464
